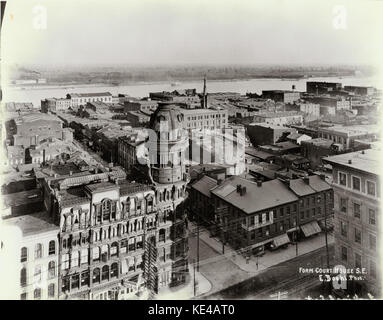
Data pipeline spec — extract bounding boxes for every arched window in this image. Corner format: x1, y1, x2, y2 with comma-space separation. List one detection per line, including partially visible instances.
20, 268, 27, 287
110, 242, 118, 257
111, 263, 118, 278
102, 199, 111, 221
34, 288, 41, 300
48, 241, 56, 255
21, 247, 28, 263
93, 268, 100, 283
48, 283, 55, 298
101, 265, 109, 281
34, 265, 42, 282
48, 261, 56, 279
35, 244, 43, 259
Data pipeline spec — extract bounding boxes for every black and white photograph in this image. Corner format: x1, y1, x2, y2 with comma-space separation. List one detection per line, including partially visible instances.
0, 0, 382, 305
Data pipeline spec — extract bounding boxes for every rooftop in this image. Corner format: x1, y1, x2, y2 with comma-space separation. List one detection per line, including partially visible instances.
323, 148, 381, 176
211, 177, 298, 214
301, 138, 334, 147
289, 175, 330, 196
69, 92, 112, 98
191, 175, 218, 198
2, 211, 58, 236
247, 122, 294, 130
318, 124, 380, 136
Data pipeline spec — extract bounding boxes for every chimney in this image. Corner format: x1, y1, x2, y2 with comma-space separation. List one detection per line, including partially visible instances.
240, 186, 247, 196
303, 177, 310, 184
236, 184, 242, 193
348, 159, 352, 164
217, 179, 223, 185
69, 170, 73, 176
320, 174, 326, 181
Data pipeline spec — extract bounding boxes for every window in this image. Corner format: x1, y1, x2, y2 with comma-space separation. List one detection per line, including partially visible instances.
81, 249, 88, 265
93, 268, 100, 284
71, 251, 79, 268
71, 274, 80, 289
111, 242, 118, 257
20, 268, 27, 287
102, 200, 112, 221
81, 271, 89, 287
136, 236, 143, 249
48, 241, 56, 255
355, 253, 362, 269
352, 176, 361, 191
338, 172, 347, 186
34, 288, 41, 300
369, 234, 376, 251
35, 243, 43, 259
48, 261, 55, 279
340, 198, 347, 213
34, 265, 42, 282
21, 247, 28, 263
341, 246, 347, 262
102, 265, 109, 281
312, 208, 316, 216
353, 203, 361, 219
369, 209, 376, 225
128, 238, 135, 252
92, 247, 100, 262
111, 263, 118, 278
62, 254, 70, 269
48, 284, 55, 298
367, 181, 376, 196
354, 228, 362, 244
62, 277, 70, 293
159, 229, 166, 242
340, 221, 348, 237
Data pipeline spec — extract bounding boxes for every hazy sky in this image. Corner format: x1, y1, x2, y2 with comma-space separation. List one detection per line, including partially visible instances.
1, 0, 383, 67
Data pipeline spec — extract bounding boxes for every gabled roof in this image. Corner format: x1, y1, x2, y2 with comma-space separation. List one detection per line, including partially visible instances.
211, 177, 298, 214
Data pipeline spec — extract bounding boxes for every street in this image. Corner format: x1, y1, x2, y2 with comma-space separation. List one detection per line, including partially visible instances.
188, 223, 335, 299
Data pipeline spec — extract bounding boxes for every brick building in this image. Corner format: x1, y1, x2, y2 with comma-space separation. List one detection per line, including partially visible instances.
323, 149, 381, 296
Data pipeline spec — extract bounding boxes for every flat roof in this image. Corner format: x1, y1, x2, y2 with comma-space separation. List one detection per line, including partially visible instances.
2, 211, 58, 236
323, 148, 381, 176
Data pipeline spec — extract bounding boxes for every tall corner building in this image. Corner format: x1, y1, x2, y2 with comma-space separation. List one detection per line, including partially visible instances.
146, 102, 190, 294
323, 148, 381, 297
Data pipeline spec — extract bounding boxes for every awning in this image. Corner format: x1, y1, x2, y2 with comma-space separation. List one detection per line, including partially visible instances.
300, 220, 321, 237
272, 233, 290, 248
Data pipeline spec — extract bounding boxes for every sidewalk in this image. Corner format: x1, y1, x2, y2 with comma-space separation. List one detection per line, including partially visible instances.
194, 222, 334, 274
155, 264, 212, 300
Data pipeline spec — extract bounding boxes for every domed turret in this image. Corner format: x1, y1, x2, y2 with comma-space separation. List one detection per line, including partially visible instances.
147, 102, 188, 185
149, 102, 184, 136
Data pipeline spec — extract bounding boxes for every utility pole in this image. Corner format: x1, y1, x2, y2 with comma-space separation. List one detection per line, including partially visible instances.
324, 194, 330, 268
197, 214, 200, 271
192, 259, 196, 297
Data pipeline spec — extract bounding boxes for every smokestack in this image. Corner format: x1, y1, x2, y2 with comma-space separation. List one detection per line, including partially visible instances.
257, 180, 262, 187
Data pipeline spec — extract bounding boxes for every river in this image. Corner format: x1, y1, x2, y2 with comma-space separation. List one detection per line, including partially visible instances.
3, 75, 381, 108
